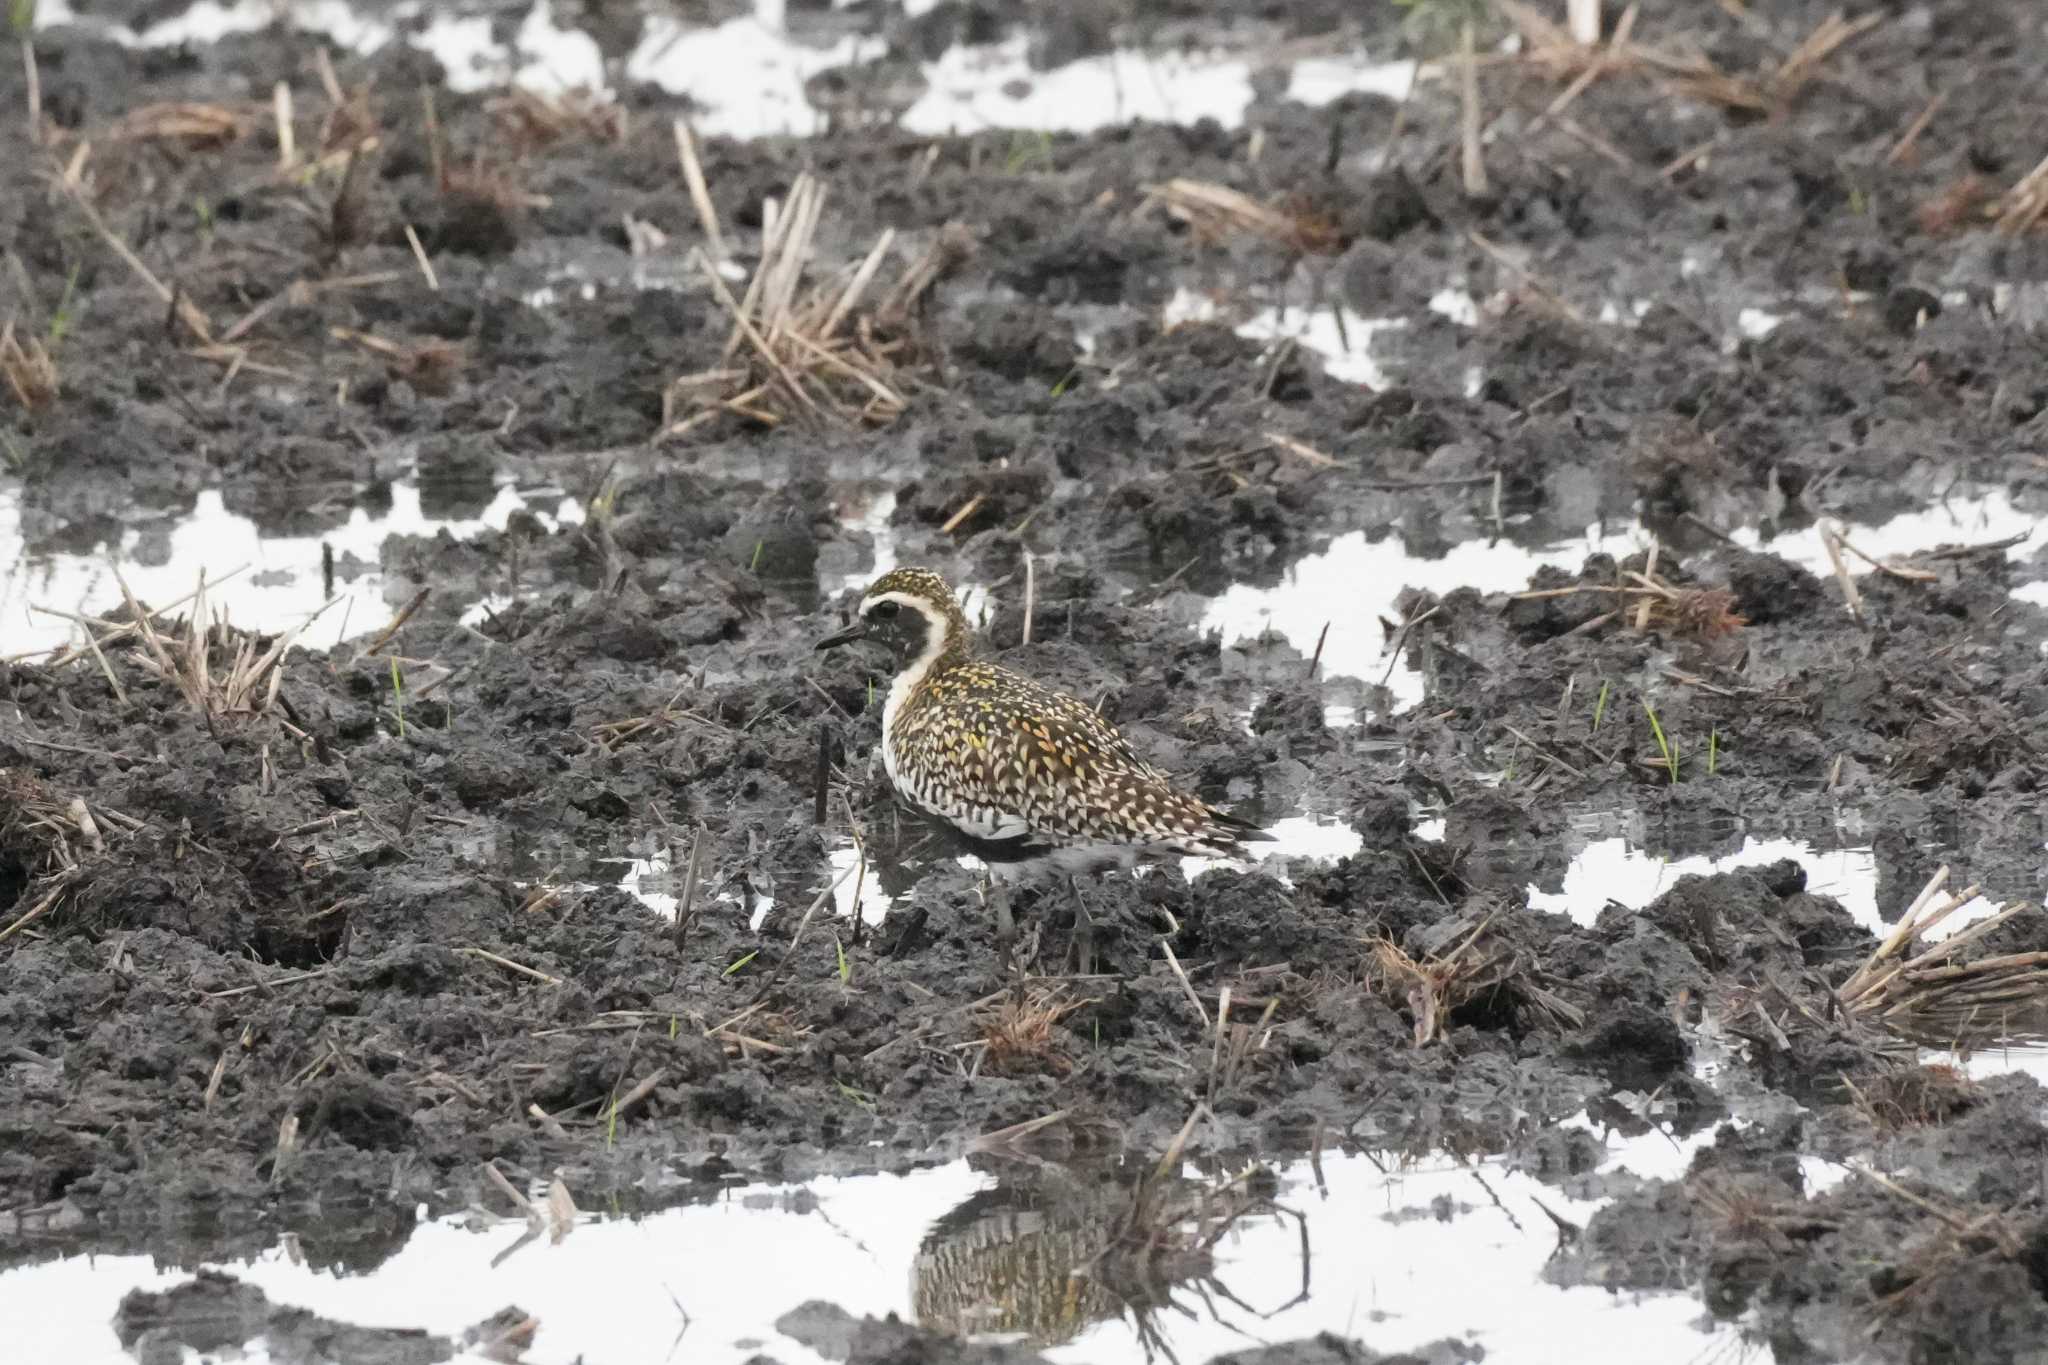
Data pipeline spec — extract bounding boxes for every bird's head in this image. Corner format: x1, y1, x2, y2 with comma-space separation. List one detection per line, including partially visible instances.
815, 567, 972, 672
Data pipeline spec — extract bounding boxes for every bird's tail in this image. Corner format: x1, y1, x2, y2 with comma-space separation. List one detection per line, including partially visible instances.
1202, 804, 1274, 850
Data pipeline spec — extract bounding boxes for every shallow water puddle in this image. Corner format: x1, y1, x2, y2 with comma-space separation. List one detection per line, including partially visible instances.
828, 844, 895, 926
1198, 486, 2044, 714
1175, 281, 1478, 396
596, 847, 776, 929
632, 12, 1415, 139
1, 482, 583, 658
0, 1120, 1732, 1365
41, 0, 1413, 139
821, 486, 900, 599
1236, 306, 1412, 390
1527, 833, 2007, 944
1201, 521, 1651, 710
1733, 488, 2038, 582
36, 0, 396, 53
1937, 1040, 2048, 1088
1528, 835, 1878, 929
1179, 813, 1365, 886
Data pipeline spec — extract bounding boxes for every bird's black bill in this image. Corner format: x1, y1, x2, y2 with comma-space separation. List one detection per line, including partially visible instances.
814, 623, 868, 651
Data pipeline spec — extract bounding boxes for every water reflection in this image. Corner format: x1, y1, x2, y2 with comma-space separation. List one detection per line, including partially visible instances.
913, 1153, 1293, 1356
0, 1115, 1739, 1365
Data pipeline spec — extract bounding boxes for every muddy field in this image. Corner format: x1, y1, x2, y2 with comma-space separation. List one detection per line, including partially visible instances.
4, 0, 2048, 1360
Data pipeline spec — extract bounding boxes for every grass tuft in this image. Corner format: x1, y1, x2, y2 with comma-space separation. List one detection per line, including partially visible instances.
973, 984, 1093, 1075
1641, 699, 1678, 784
388, 656, 407, 739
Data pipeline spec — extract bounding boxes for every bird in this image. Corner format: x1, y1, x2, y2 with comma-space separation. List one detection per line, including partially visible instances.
815, 566, 1269, 971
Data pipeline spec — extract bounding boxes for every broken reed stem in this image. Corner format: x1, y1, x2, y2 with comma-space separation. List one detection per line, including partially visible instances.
813, 723, 832, 825
673, 119, 728, 265
403, 224, 439, 290
694, 245, 823, 417
483, 1159, 540, 1222
1458, 20, 1488, 197
1205, 986, 1231, 1104
1262, 430, 1345, 469
1634, 541, 1659, 631
672, 824, 707, 951
939, 494, 984, 535
0, 875, 74, 947
1566, 0, 1601, 45
819, 228, 896, 341
1160, 940, 1210, 1028
1151, 1102, 1211, 1184
358, 588, 429, 659
841, 789, 868, 951
1815, 521, 1867, 621
1886, 92, 1947, 167
59, 175, 213, 343
1996, 151, 2048, 235
273, 81, 294, 170
1021, 549, 1036, 646
23, 38, 42, 141
1829, 531, 1941, 583
458, 946, 563, 986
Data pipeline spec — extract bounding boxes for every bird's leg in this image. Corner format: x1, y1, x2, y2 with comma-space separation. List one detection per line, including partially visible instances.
991, 874, 1017, 979
1068, 876, 1095, 976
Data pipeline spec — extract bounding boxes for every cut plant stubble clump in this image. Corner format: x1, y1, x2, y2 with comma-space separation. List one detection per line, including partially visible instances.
1838, 865, 2048, 1052
663, 122, 972, 438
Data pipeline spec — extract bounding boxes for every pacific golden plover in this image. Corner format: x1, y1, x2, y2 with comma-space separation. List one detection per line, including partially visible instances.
816, 566, 1269, 968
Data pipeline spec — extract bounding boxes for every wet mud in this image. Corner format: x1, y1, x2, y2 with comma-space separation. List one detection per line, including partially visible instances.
4, 0, 2048, 1360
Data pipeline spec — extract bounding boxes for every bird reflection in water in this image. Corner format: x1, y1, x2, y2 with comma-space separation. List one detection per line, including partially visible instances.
911, 1122, 1304, 1361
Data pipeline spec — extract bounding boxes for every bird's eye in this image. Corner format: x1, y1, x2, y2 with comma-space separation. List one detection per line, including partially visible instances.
869, 601, 901, 621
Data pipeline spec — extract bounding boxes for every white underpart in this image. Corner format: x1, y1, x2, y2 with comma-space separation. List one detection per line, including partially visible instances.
871, 591, 1031, 844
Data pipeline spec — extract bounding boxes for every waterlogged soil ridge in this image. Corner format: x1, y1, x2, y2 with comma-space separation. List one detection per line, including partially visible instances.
3, 0, 2048, 1360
